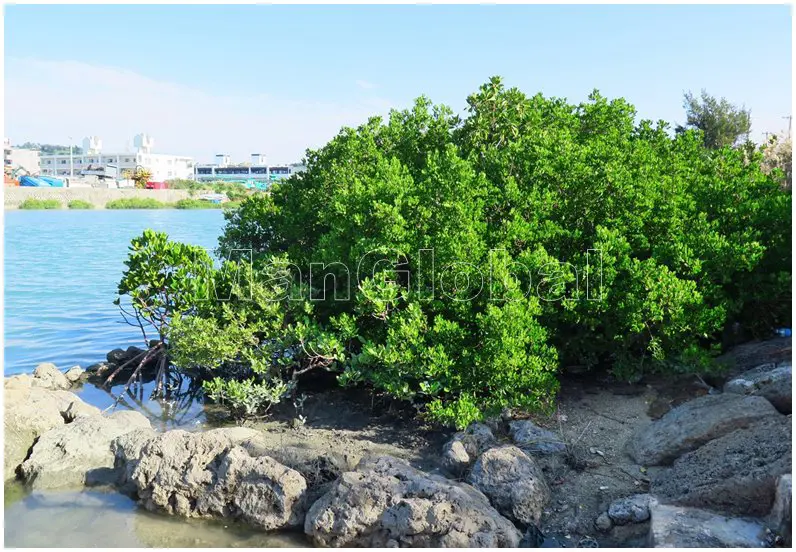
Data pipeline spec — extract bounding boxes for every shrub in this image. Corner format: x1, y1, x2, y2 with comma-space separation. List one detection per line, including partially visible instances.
120, 78, 791, 428
106, 197, 167, 209
173, 198, 223, 209
18, 198, 61, 209
67, 199, 94, 209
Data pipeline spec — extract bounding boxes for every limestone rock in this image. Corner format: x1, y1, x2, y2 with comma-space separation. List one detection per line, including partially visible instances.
651, 416, 791, 516
20, 410, 152, 490
768, 474, 792, 546
608, 494, 651, 525
440, 422, 496, 476
595, 512, 613, 532
4, 374, 34, 389
32, 363, 70, 390
441, 439, 471, 476
509, 419, 567, 455
724, 362, 792, 414
111, 427, 158, 494
64, 366, 85, 383
467, 445, 551, 526
4, 385, 99, 480
648, 501, 769, 547
305, 455, 521, 547
627, 393, 778, 466
128, 426, 306, 530
197, 446, 308, 530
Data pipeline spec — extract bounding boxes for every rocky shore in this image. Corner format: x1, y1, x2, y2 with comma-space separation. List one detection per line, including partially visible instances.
4, 339, 792, 547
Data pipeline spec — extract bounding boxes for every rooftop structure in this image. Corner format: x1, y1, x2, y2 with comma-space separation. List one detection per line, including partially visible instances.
194, 154, 306, 185
39, 134, 194, 182
4, 138, 41, 175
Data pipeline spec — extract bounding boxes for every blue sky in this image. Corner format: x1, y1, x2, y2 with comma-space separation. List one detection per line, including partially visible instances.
5, 4, 792, 163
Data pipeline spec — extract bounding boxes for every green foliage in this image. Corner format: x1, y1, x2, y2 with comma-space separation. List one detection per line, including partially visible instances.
67, 199, 94, 209
166, 178, 252, 201
119, 78, 791, 428
18, 198, 62, 209
173, 198, 224, 209
679, 90, 752, 149
203, 377, 289, 418
16, 142, 82, 155
115, 229, 214, 339
106, 197, 167, 209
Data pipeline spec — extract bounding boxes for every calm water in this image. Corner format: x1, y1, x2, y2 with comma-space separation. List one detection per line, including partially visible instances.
3, 483, 305, 547
2, 210, 308, 548
4, 209, 229, 427
4, 209, 226, 375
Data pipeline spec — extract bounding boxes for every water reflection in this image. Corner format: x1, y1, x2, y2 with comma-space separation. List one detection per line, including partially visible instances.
4, 485, 306, 548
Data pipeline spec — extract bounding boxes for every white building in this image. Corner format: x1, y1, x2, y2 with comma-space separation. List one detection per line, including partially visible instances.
4, 138, 41, 174
194, 153, 306, 185
39, 134, 194, 182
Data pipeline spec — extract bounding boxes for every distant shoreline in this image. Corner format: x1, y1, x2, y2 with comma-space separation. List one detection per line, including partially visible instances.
3, 188, 223, 210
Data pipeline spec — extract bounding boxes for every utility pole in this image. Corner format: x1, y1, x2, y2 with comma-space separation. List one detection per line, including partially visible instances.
783, 115, 792, 138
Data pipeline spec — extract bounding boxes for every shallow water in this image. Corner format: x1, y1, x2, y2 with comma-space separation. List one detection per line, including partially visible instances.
4, 209, 228, 428
4, 209, 225, 376
3, 210, 306, 547
3, 483, 306, 548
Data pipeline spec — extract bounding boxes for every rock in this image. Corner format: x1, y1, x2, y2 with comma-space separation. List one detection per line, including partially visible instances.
64, 366, 85, 383
62, 399, 101, 422
509, 419, 567, 455
467, 445, 551, 526
4, 385, 100, 480
197, 446, 308, 530
608, 494, 651, 525
716, 336, 791, 375
441, 439, 471, 475
648, 500, 770, 547
130, 427, 262, 517
627, 394, 778, 466
245, 441, 354, 488
111, 427, 158, 494
595, 512, 613, 532
651, 416, 791, 516
32, 363, 70, 390
724, 362, 792, 414
4, 374, 34, 389
20, 410, 152, 490
439, 422, 496, 476
106, 348, 130, 364
768, 474, 792, 546
305, 455, 521, 547
86, 361, 114, 374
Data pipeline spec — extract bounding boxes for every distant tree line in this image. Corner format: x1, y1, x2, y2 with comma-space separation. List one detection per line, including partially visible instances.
15, 142, 83, 155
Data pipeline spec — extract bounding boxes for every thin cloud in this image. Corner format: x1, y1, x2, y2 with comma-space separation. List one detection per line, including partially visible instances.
356, 79, 377, 90
5, 58, 395, 164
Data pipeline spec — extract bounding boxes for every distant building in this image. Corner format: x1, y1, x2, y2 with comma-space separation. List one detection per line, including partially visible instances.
194, 153, 306, 185
39, 134, 194, 182
4, 138, 41, 174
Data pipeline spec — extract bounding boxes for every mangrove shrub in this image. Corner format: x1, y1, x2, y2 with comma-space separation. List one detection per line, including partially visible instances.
119, 78, 791, 428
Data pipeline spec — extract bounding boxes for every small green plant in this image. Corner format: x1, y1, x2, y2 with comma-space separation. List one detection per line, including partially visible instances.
105, 198, 167, 209
67, 199, 94, 209
203, 377, 289, 418
18, 198, 62, 209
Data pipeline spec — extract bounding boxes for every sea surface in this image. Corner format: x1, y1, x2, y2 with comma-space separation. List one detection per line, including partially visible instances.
4, 209, 229, 426
3, 210, 310, 547
4, 209, 226, 375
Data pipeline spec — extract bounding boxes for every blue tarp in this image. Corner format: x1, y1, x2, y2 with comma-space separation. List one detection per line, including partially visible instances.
39, 176, 65, 188
19, 176, 53, 187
